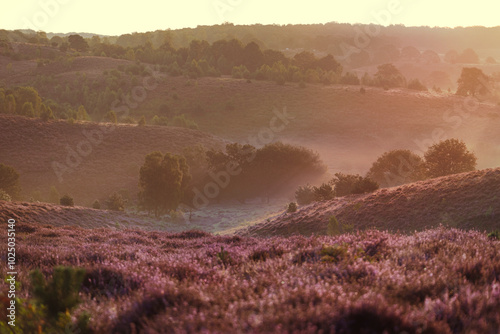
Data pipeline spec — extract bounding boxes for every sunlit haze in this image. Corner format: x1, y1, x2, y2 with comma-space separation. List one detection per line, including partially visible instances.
1, 0, 498, 35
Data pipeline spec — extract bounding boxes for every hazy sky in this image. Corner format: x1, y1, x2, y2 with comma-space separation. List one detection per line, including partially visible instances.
1, 0, 498, 36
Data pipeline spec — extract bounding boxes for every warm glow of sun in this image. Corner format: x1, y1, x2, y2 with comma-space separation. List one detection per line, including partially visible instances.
1, 0, 497, 36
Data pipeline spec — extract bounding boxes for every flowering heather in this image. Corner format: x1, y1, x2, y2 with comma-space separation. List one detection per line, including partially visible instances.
1, 222, 499, 333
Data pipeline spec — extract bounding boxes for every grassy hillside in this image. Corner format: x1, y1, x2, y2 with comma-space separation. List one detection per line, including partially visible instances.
0, 115, 225, 205
240, 168, 500, 237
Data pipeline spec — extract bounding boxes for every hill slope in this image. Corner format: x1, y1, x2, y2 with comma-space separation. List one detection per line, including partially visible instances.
0, 115, 225, 204
239, 168, 500, 237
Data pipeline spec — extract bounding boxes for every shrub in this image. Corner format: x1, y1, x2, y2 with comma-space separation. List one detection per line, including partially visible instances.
360, 87, 366, 94
104, 110, 117, 123
106, 192, 126, 211
0, 189, 11, 201
295, 185, 316, 205
138, 115, 146, 126
313, 183, 335, 201
92, 199, 101, 209
30, 266, 86, 319
151, 115, 169, 126
60, 194, 74, 206
331, 173, 379, 197
320, 244, 348, 263
488, 230, 499, 240
287, 202, 298, 213
171, 114, 198, 130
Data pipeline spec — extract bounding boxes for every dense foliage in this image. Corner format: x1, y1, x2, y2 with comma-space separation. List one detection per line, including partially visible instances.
138, 152, 191, 216
1, 224, 499, 333
203, 142, 326, 203
367, 149, 425, 188
424, 139, 477, 178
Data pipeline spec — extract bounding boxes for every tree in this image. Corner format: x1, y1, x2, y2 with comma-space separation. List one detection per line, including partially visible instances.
40, 104, 55, 121
456, 67, 490, 97
68, 34, 89, 52
105, 192, 126, 211
445, 50, 459, 64
138, 152, 191, 217
367, 150, 425, 188
0, 163, 21, 200
293, 51, 317, 70
60, 195, 74, 206
374, 64, 406, 88
104, 110, 117, 123
421, 50, 441, 64
423, 139, 477, 178
0, 189, 11, 201
22, 102, 35, 118
401, 46, 420, 61
457, 48, 479, 64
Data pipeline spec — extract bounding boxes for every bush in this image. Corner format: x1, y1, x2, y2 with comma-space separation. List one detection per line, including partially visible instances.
488, 230, 499, 240
92, 199, 101, 209
30, 266, 86, 319
0, 189, 11, 201
106, 192, 126, 211
287, 202, 298, 213
104, 110, 117, 123
320, 243, 348, 262
151, 115, 169, 126
60, 194, 74, 206
138, 115, 146, 126
313, 183, 335, 201
331, 173, 379, 197
295, 185, 316, 205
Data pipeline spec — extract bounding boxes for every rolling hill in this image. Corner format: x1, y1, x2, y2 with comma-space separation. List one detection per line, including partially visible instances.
0, 115, 225, 205
239, 167, 500, 237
